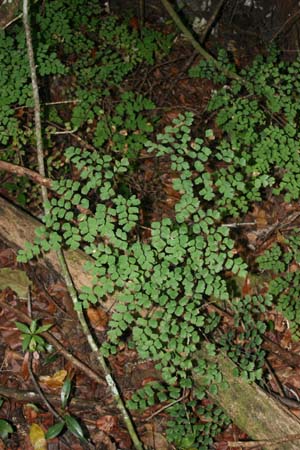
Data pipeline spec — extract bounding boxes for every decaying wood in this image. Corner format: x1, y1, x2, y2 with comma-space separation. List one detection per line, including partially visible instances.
2, 195, 300, 448
195, 348, 300, 450
0, 195, 93, 291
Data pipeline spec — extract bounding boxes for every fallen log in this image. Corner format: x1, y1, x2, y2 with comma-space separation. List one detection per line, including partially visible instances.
0, 195, 93, 291
194, 348, 300, 450
1, 195, 300, 449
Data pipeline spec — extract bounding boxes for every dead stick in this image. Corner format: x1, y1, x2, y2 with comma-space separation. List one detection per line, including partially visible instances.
228, 434, 300, 448
23, 0, 47, 205
0, 160, 52, 189
0, 384, 107, 410
160, 0, 243, 83
0, 160, 90, 215
201, 0, 228, 43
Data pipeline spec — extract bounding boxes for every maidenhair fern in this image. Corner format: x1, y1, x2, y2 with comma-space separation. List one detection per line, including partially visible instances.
190, 46, 300, 206
16, 41, 300, 447
18, 112, 276, 448
257, 235, 300, 339
0, 0, 172, 197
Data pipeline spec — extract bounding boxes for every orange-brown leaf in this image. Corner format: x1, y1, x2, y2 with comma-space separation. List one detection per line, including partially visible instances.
87, 307, 109, 331
39, 369, 67, 389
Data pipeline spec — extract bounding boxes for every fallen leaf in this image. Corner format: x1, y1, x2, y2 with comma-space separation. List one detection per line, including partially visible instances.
39, 369, 67, 389
141, 377, 158, 386
96, 416, 132, 448
242, 276, 252, 296
23, 404, 39, 422
92, 430, 116, 450
252, 204, 268, 228
87, 307, 109, 331
0, 268, 32, 298
142, 424, 168, 450
96, 415, 118, 433
21, 351, 29, 381
29, 423, 47, 450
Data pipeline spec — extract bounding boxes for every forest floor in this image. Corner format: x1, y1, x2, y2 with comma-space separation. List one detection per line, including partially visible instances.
1, 2, 300, 450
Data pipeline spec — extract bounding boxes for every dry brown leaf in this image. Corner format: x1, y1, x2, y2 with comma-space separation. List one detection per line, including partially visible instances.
252, 204, 268, 228
142, 424, 168, 450
141, 377, 158, 386
39, 369, 67, 389
96, 416, 132, 449
96, 415, 118, 433
23, 404, 39, 422
21, 351, 30, 381
87, 307, 109, 331
93, 430, 116, 450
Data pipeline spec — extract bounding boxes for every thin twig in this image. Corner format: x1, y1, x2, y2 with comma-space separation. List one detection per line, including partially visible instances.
28, 353, 63, 421
160, 0, 243, 84
265, 359, 285, 398
201, 0, 228, 43
26, 295, 75, 450
271, 391, 300, 410
22, 3, 144, 447
52, 128, 79, 135
270, 9, 300, 43
0, 159, 52, 189
263, 337, 300, 368
3, 12, 23, 30
0, 159, 90, 216
23, 0, 47, 205
0, 385, 106, 410
222, 221, 256, 228
47, 120, 98, 152
26, 290, 63, 421
139, 0, 145, 28
227, 434, 300, 448
43, 99, 80, 106
144, 392, 189, 421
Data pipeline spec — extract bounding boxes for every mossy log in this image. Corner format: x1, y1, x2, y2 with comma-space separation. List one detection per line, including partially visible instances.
1, 195, 300, 448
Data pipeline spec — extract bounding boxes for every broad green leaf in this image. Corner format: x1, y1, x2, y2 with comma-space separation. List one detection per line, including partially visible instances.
65, 414, 87, 442
0, 419, 13, 439
45, 421, 65, 440
36, 323, 53, 334
61, 377, 72, 409
15, 321, 31, 334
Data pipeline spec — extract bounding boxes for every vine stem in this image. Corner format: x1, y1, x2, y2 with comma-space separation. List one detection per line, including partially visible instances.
22, 1, 144, 449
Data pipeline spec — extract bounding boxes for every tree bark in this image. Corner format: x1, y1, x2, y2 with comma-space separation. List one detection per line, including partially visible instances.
2, 195, 300, 448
